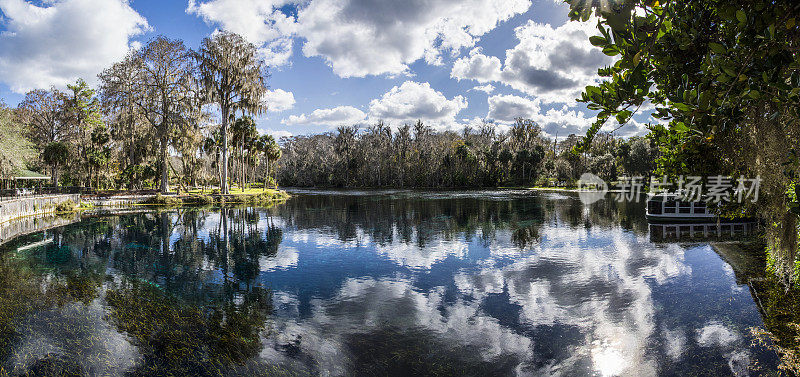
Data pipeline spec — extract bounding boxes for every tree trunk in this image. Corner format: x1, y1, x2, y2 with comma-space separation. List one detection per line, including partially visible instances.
217, 151, 223, 191
250, 155, 256, 185
264, 158, 270, 188
160, 133, 169, 193
222, 208, 230, 273
272, 160, 278, 188
221, 105, 230, 194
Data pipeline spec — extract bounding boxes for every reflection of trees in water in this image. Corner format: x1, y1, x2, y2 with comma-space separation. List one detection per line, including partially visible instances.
575, 194, 649, 233
223, 208, 282, 289
275, 194, 548, 248
69, 208, 286, 302
99, 208, 283, 303
0, 208, 288, 376
274, 193, 647, 249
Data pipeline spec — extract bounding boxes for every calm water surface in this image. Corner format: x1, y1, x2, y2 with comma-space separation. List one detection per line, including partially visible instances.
0, 190, 778, 376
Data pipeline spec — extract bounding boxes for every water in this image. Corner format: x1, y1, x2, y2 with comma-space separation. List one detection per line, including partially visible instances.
0, 190, 779, 376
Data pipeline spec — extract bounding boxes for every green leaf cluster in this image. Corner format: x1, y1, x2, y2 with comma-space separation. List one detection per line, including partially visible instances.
569, 0, 800, 161
568, 0, 800, 283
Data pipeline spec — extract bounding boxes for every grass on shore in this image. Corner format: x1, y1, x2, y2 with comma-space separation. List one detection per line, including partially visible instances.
145, 188, 289, 208
186, 186, 278, 195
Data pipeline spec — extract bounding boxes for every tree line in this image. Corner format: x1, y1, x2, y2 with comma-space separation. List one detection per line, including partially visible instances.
277, 119, 657, 188
1, 31, 278, 194
0, 30, 659, 193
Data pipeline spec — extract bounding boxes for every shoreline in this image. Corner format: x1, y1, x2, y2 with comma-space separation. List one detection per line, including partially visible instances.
283, 186, 623, 194
0, 189, 291, 247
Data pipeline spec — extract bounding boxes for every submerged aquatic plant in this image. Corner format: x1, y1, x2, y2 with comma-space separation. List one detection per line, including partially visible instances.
104, 279, 277, 375
752, 325, 800, 375
750, 277, 800, 375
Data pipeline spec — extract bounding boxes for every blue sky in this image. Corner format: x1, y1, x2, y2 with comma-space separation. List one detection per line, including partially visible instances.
0, 0, 654, 139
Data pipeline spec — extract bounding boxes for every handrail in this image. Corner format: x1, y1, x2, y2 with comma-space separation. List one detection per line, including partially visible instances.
0, 187, 167, 202
0, 187, 87, 202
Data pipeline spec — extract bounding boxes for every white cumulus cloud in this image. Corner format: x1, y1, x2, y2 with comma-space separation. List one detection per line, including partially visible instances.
487, 94, 540, 123
262, 88, 295, 112
451, 47, 501, 83
298, 0, 531, 77
260, 128, 293, 139
187, 0, 297, 67
188, 0, 531, 77
531, 104, 593, 137
0, 0, 149, 93
452, 19, 612, 104
470, 84, 495, 94
282, 105, 366, 126
367, 81, 467, 128
487, 94, 596, 138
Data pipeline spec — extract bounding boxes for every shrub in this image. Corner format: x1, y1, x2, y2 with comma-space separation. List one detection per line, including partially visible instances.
247, 190, 289, 204
181, 194, 213, 206
54, 199, 77, 213
146, 194, 182, 207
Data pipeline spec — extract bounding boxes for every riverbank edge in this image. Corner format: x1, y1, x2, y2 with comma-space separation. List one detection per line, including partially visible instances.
283, 186, 624, 194
83, 189, 291, 208
0, 190, 290, 246
0, 194, 82, 225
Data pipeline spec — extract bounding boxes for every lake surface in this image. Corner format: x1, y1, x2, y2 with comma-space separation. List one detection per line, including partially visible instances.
0, 190, 779, 376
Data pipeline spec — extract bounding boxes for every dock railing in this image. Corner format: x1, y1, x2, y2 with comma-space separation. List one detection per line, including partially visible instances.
0, 187, 87, 202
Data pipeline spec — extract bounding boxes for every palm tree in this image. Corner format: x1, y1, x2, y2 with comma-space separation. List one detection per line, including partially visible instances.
231, 116, 258, 189
194, 31, 268, 194
260, 134, 281, 188
202, 129, 223, 191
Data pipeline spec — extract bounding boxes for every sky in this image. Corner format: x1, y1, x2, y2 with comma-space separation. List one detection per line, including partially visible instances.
0, 0, 656, 140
